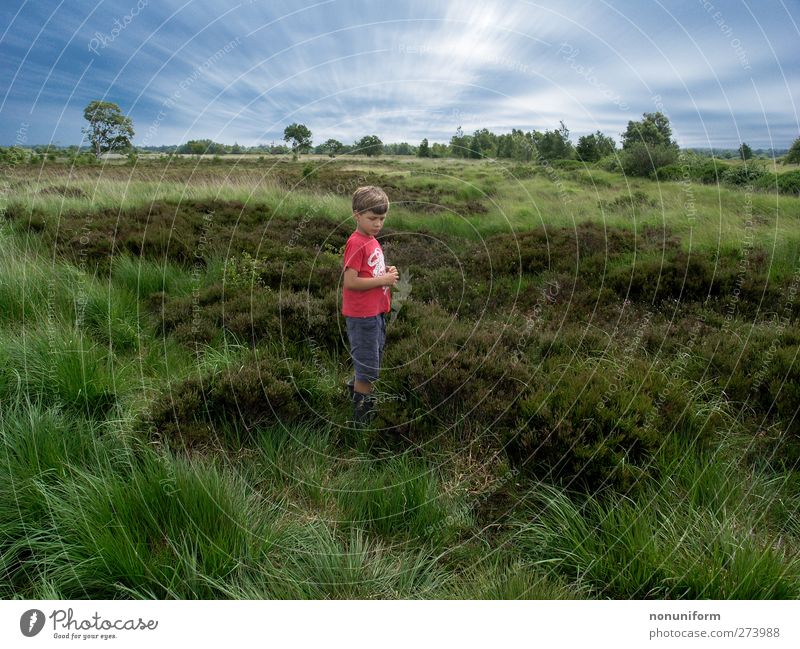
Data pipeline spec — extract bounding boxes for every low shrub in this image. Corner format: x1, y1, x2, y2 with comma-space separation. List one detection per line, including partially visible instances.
505, 358, 726, 493
620, 143, 679, 177
721, 164, 766, 187
754, 170, 800, 196
145, 352, 332, 449
376, 301, 534, 439
154, 284, 339, 349
652, 160, 731, 184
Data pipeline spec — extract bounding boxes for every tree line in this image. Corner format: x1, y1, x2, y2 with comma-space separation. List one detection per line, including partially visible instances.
3, 101, 800, 177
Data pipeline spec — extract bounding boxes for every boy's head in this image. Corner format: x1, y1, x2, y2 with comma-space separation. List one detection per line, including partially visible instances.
352, 185, 389, 237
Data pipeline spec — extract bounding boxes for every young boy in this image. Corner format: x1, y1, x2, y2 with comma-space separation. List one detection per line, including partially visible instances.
342, 186, 399, 427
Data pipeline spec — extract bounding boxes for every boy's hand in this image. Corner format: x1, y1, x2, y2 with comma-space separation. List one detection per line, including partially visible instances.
382, 267, 399, 286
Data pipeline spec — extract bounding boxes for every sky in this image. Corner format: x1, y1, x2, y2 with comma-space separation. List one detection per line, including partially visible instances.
0, 0, 797, 149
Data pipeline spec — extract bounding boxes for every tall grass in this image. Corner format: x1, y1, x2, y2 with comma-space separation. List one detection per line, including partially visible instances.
0, 324, 125, 416
0, 400, 123, 598
32, 446, 272, 598
111, 255, 194, 299
334, 454, 465, 544
513, 444, 800, 598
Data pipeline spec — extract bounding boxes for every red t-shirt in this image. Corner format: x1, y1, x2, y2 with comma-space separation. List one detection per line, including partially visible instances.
342, 230, 391, 317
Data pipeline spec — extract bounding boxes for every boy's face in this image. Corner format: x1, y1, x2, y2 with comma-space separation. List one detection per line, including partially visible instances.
353, 209, 387, 237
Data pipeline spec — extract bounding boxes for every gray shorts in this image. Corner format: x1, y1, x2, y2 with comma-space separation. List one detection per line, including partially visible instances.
346, 313, 386, 383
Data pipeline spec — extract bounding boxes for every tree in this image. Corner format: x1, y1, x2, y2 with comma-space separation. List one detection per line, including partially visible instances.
576, 130, 616, 162
450, 126, 472, 158
738, 142, 753, 161
533, 122, 574, 161
82, 100, 134, 158
621, 112, 676, 150
471, 128, 497, 158
417, 138, 430, 157
320, 138, 344, 157
430, 142, 449, 158
619, 112, 679, 176
180, 139, 225, 155
784, 136, 800, 164
283, 123, 312, 154
354, 134, 383, 156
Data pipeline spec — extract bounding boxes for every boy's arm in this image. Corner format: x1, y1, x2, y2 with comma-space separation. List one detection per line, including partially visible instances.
343, 267, 398, 290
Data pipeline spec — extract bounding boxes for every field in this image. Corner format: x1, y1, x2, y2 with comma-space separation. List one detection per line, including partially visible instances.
1, 154, 800, 599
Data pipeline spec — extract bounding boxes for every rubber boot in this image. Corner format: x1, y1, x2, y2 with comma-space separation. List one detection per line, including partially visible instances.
351, 391, 376, 428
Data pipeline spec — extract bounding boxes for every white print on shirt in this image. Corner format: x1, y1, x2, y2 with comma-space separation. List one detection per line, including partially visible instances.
367, 247, 389, 294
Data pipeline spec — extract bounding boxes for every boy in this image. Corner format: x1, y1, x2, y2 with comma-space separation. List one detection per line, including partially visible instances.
342, 186, 399, 427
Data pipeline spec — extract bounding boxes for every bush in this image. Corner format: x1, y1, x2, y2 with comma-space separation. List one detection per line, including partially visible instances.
620, 143, 679, 177
754, 170, 800, 196
597, 190, 655, 213
506, 358, 725, 493
0, 146, 29, 166
146, 353, 332, 449
376, 301, 534, 439
653, 160, 731, 184
549, 159, 584, 171
301, 162, 316, 180
154, 283, 339, 349
597, 154, 623, 173
721, 164, 765, 187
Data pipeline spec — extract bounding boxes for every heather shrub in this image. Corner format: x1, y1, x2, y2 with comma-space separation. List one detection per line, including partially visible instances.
377, 301, 534, 439
505, 358, 726, 493
154, 283, 339, 349
467, 222, 621, 277
146, 352, 333, 450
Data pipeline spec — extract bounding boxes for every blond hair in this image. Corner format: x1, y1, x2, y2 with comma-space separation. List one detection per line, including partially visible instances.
352, 185, 389, 215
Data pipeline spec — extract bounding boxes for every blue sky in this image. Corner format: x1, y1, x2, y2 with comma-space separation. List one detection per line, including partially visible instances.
1, 0, 797, 148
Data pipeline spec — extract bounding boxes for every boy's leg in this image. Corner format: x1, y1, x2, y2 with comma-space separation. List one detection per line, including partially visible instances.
346, 315, 381, 426
378, 312, 386, 375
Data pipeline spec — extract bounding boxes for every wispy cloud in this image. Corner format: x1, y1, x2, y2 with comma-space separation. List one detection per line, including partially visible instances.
0, 0, 797, 148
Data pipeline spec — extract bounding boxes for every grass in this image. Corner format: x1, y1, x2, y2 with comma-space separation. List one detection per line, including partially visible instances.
0, 156, 799, 599
512, 441, 800, 599
333, 454, 465, 543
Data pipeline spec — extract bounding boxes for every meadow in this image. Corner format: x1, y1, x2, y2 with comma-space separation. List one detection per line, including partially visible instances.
1, 153, 799, 599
